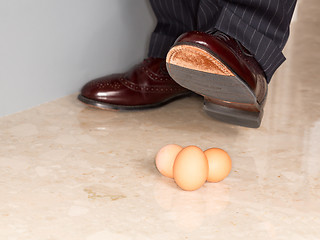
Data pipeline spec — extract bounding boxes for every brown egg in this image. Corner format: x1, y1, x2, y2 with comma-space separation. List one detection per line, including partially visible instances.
204, 148, 232, 183
173, 146, 208, 191
155, 144, 183, 178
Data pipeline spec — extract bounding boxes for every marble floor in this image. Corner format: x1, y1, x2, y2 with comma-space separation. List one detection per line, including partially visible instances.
1, 1, 320, 240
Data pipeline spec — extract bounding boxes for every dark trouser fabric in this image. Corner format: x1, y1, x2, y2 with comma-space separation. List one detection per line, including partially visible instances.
148, 0, 297, 82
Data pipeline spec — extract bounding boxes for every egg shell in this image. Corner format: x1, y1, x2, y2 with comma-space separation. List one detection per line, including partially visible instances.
173, 146, 208, 191
204, 148, 232, 183
155, 144, 183, 178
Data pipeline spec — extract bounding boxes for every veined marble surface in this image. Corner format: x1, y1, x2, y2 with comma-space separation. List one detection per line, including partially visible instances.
1, 1, 320, 239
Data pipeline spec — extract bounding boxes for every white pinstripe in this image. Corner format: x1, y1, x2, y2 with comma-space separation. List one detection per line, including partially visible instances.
271, 6, 286, 47
209, 1, 220, 16
257, 40, 272, 62
279, 0, 297, 49
256, 1, 281, 62
248, 0, 263, 45
190, 0, 197, 29
200, 0, 217, 30
266, 52, 284, 73
254, 0, 273, 59
228, 4, 238, 33
171, 0, 178, 24
264, 0, 281, 41
264, 48, 279, 71
248, 0, 261, 26
242, 0, 254, 43
197, 2, 202, 26
256, 0, 272, 36
216, 7, 226, 30
149, 0, 162, 56
178, 1, 187, 29
199, 5, 208, 28
234, 5, 243, 39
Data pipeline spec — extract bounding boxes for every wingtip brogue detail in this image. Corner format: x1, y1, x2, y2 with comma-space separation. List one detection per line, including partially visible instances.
78, 58, 191, 110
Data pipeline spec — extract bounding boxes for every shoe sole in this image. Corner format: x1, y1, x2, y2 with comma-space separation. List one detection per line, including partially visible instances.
77, 92, 192, 111
166, 43, 265, 128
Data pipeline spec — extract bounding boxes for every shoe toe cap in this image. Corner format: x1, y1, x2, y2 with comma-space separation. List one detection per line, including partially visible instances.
80, 75, 123, 100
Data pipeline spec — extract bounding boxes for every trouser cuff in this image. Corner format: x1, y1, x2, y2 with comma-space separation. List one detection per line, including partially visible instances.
214, 7, 286, 82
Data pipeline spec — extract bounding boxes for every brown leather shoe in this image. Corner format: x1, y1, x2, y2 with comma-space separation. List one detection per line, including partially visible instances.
78, 58, 191, 110
166, 30, 268, 128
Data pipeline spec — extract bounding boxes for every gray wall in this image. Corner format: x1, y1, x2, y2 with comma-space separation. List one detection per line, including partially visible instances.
0, 0, 155, 117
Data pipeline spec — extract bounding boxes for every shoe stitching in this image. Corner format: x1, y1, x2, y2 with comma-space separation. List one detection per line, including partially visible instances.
140, 66, 172, 82
120, 77, 184, 93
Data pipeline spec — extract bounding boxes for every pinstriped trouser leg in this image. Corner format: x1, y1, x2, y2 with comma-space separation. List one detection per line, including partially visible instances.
148, 0, 201, 59
148, 0, 223, 59
211, 0, 297, 82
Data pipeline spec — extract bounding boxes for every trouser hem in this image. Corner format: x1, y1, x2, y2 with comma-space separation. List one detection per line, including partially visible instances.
214, 7, 286, 82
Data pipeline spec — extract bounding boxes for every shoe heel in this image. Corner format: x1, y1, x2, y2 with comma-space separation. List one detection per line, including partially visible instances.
166, 43, 266, 128
203, 99, 263, 128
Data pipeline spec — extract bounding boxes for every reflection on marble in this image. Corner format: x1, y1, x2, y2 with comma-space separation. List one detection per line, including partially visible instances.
1, 1, 320, 239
